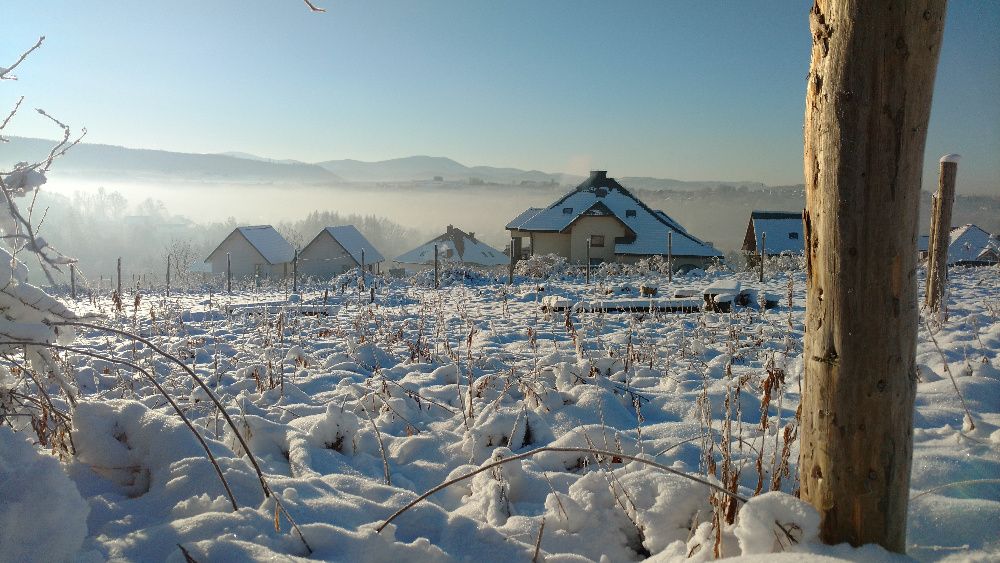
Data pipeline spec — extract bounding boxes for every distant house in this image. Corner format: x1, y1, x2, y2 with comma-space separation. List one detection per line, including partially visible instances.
742, 211, 804, 257
299, 226, 385, 278
942, 224, 999, 266
205, 225, 294, 278
506, 171, 721, 270
395, 225, 509, 271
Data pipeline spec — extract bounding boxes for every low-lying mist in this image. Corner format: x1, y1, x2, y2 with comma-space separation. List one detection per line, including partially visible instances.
31, 174, 1000, 287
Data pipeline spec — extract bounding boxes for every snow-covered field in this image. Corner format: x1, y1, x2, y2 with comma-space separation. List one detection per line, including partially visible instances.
2, 265, 999, 562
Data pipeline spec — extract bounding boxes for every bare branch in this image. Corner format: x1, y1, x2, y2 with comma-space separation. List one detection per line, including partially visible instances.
303, 0, 326, 13
1, 36, 45, 81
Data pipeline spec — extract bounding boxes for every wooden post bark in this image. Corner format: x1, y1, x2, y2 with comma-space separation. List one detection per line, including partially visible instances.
292, 250, 299, 294
70, 264, 76, 299
924, 154, 960, 316
585, 237, 591, 284
800, 0, 947, 552
116, 257, 122, 297
166, 254, 171, 297
226, 252, 232, 294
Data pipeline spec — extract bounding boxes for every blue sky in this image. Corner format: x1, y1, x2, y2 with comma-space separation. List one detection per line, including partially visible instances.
4, 1, 999, 193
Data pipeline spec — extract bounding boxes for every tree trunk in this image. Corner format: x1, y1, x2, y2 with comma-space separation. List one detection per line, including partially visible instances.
800, 0, 947, 552
924, 155, 960, 315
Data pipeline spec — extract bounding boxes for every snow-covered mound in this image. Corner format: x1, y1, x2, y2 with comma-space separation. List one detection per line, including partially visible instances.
3, 266, 998, 561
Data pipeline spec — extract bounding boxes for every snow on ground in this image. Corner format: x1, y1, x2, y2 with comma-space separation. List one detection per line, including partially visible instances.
1, 265, 998, 562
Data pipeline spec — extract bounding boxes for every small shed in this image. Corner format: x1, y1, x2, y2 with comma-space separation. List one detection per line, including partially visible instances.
742, 211, 804, 257
299, 225, 385, 279
395, 225, 509, 272
205, 225, 294, 278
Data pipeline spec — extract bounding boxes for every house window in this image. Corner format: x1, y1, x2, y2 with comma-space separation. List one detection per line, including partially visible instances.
626, 209, 637, 218
590, 235, 605, 247
789, 232, 799, 240
562, 207, 573, 214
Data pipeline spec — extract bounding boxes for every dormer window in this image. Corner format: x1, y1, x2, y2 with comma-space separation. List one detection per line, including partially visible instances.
625, 209, 637, 218
789, 232, 799, 240
562, 207, 573, 214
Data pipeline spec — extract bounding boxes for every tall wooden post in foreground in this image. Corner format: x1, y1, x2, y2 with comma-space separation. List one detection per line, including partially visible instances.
800, 0, 946, 552
925, 154, 960, 316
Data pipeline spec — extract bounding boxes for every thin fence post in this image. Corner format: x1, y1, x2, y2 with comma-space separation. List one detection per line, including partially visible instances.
668, 231, 673, 283
292, 250, 298, 294
925, 154, 960, 317
117, 257, 122, 297
759, 232, 766, 283
166, 254, 171, 297
434, 244, 440, 289
361, 248, 366, 291
226, 252, 232, 294
586, 237, 591, 285
70, 264, 76, 299
508, 236, 515, 285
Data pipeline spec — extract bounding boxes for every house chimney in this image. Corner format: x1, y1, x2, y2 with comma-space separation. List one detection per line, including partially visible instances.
590, 170, 607, 181
447, 225, 454, 235
469, 232, 475, 240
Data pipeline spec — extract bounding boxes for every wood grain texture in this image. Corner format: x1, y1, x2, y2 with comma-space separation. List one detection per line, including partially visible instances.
800, 0, 947, 551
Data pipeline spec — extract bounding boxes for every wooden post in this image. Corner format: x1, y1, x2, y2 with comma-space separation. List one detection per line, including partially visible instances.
508, 236, 516, 285
585, 237, 591, 285
166, 254, 171, 297
800, 0, 946, 552
226, 253, 232, 294
116, 257, 122, 297
292, 250, 299, 294
759, 232, 766, 283
434, 244, 439, 289
925, 154, 960, 316
667, 231, 673, 283
70, 264, 76, 299
361, 248, 366, 291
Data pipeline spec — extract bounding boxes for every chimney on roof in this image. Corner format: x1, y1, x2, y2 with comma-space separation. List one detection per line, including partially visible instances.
447, 225, 454, 235
590, 170, 607, 181
468, 232, 475, 240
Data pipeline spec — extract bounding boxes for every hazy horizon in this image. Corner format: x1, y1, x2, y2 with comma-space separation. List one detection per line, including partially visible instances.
5, 1, 999, 195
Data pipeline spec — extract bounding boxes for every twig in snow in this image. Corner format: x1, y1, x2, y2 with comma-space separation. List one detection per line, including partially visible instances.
376, 446, 747, 533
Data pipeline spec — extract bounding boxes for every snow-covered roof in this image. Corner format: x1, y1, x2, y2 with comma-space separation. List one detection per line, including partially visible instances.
748, 211, 804, 254
206, 225, 294, 265
314, 225, 384, 265
395, 225, 509, 266
238, 226, 295, 264
947, 224, 999, 265
506, 171, 720, 257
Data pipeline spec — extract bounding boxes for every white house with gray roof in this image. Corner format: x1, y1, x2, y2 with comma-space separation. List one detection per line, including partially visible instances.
742, 211, 804, 257
299, 225, 385, 278
395, 225, 508, 272
506, 171, 722, 270
205, 225, 294, 278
